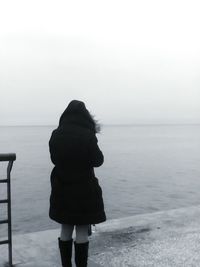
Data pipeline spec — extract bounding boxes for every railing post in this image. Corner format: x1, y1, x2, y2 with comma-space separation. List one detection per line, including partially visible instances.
0, 153, 16, 267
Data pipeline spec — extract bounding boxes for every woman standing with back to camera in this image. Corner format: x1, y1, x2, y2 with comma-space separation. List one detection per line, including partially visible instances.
49, 100, 106, 267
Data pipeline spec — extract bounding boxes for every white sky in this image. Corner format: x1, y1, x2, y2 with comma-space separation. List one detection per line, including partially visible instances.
0, 0, 200, 125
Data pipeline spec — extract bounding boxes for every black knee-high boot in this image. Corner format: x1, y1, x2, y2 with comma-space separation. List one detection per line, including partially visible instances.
74, 241, 89, 267
58, 238, 73, 267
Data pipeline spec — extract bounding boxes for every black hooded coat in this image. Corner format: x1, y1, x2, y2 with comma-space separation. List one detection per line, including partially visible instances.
49, 100, 106, 225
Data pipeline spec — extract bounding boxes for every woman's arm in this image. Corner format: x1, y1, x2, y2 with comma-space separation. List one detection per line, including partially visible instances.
89, 135, 104, 167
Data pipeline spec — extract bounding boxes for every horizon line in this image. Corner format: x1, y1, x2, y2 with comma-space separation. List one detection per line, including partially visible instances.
0, 122, 200, 127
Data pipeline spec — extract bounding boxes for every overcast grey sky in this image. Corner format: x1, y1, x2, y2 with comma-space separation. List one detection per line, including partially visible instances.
0, 0, 200, 125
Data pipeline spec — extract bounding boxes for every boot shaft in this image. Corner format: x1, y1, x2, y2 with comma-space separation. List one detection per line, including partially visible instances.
74, 241, 89, 267
58, 238, 73, 267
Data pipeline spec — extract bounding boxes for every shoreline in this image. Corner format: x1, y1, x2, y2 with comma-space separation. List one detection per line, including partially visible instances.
1, 205, 200, 266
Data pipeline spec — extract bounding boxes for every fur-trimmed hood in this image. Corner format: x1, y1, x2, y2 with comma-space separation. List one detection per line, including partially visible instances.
59, 100, 99, 133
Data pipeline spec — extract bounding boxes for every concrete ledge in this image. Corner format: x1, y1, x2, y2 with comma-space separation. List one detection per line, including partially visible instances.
91, 205, 200, 266
1, 205, 200, 266
0, 228, 101, 267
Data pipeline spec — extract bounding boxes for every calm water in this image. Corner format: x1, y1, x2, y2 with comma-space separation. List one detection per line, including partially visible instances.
0, 124, 200, 236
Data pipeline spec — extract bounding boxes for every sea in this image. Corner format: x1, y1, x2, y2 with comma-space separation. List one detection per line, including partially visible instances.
0, 124, 200, 237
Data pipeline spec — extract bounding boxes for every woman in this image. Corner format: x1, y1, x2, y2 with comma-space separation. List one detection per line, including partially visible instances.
49, 100, 106, 267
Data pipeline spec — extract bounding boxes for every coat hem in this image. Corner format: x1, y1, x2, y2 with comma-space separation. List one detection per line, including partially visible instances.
49, 212, 106, 225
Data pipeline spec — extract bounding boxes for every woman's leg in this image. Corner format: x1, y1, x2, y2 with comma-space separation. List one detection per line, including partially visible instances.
74, 225, 89, 267
59, 224, 74, 267
60, 224, 74, 241
75, 225, 89, 243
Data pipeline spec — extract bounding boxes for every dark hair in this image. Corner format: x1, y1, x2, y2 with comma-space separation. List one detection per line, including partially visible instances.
59, 100, 101, 133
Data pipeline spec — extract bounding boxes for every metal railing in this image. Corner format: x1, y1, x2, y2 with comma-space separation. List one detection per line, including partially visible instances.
0, 153, 16, 267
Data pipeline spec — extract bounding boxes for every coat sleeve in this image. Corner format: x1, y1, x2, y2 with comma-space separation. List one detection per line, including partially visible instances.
49, 132, 56, 165
89, 135, 104, 167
